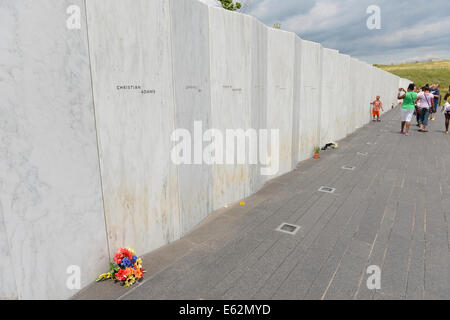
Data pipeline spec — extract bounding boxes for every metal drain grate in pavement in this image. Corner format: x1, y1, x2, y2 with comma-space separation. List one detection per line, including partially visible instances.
276, 223, 301, 235
318, 186, 336, 194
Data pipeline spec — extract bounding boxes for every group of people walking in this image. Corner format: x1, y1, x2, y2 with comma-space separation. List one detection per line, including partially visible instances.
397, 83, 450, 136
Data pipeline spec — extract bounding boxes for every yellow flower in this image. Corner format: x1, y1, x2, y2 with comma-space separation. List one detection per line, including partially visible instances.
124, 275, 136, 287
96, 272, 112, 282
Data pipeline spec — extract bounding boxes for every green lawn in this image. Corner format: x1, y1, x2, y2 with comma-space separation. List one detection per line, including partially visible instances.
375, 60, 450, 100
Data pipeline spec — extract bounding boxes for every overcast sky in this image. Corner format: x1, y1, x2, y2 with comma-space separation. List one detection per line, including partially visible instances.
200, 0, 450, 65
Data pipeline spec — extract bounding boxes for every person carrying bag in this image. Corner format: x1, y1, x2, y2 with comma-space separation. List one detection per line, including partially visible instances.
417, 86, 434, 132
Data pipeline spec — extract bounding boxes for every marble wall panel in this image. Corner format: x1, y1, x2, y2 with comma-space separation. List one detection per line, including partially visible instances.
266, 29, 296, 177
349, 58, 361, 132
320, 48, 340, 146
86, 0, 181, 255
363, 62, 375, 125
249, 17, 268, 193
296, 39, 322, 161
170, 0, 213, 235
208, 7, 253, 209
0, 0, 108, 299
336, 54, 351, 140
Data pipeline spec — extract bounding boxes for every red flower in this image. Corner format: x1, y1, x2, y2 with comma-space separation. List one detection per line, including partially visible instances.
115, 268, 132, 281
119, 248, 133, 260
113, 252, 123, 265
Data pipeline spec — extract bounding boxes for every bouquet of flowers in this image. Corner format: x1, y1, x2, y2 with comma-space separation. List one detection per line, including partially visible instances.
96, 248, 145, 287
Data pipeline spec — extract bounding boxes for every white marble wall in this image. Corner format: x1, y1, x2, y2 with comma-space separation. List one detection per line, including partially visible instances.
320, 48, 340, 146
85, 0, 181, 255
380, 76, 386, 113
209, 7, 253, 210
0, 0, 412, 299
170, 0, 213, 236
0, 212, 16, 299
349, 58, 360, 132
400, 78, 412, 90
296, 40, 322, 162
385, 72, 401, 110
250, 17, 268, 193
292, 37, 302, 166
266, 29, 296, 177
336, 54, 351, 140
399, 78, 413, 92
376, 68, 397, 114
350, 58, 368, 130
371, 67, 384, 114
363, 62, 375, 124
0, 0, 109, 299
364, 62, 375, 126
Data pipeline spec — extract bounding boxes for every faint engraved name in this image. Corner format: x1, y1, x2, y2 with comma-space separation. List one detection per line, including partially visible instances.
185, 85, 202, 93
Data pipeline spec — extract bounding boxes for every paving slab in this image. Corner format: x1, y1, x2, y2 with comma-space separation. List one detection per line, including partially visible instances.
75, 108, 450, 300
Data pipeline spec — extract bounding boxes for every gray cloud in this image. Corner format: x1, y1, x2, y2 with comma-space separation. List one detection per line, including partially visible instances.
245, 0, 316, 22
243, 0, 450, 64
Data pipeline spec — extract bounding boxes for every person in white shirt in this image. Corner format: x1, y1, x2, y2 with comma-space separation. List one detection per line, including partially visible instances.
442, 101, 450, 134
417, 86, 435, 132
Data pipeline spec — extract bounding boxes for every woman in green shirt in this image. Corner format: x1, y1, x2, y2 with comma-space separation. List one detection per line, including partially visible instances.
398, 83, 418, 136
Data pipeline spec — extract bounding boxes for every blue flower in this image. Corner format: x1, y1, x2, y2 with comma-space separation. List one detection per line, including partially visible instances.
131, 255, 137, 263
121, 257, 132, 268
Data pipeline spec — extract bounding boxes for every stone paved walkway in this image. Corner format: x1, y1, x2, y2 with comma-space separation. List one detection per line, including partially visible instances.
75, 107, 450, 300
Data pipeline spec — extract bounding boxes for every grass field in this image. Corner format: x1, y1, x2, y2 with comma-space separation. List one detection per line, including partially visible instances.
375, 60, 450, 100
